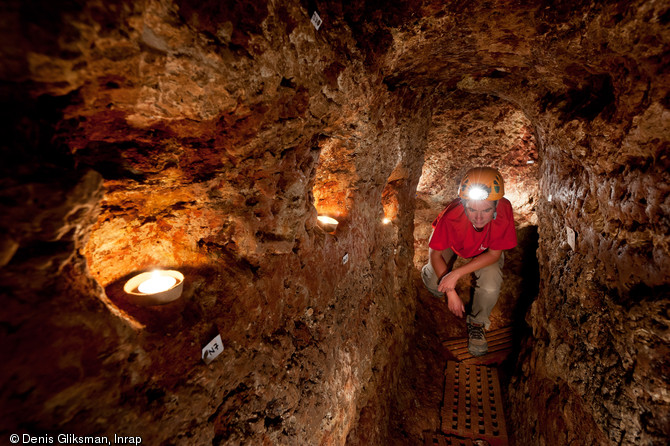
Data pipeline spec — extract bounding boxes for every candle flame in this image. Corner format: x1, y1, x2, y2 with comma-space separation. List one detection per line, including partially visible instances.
317, 216, 339, 225
138, 270, 177, 294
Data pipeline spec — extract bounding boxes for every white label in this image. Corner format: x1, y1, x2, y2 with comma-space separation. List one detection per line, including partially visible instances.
342, 253, 349, 265
311, 11, 322, 30
202, 334, 223, 364
566, 227, 576, 251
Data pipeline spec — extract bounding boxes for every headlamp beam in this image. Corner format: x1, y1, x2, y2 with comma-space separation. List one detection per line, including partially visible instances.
467, 186, 489, 200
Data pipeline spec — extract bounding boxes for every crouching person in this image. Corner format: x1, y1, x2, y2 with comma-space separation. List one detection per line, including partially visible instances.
422, 167, 517, 356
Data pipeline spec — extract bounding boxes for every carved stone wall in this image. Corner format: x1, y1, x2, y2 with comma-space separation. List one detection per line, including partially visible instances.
1, 1, 425, 444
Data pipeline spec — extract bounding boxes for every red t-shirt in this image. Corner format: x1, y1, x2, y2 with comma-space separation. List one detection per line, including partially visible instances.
429, 197, 517, 258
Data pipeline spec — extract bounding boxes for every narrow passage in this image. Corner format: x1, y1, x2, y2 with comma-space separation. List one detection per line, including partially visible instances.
405, 275, 516, 446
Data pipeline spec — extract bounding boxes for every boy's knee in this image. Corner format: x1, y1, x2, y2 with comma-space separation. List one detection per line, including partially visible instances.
421, 263, 436, 286
476, 286, 501, 300
421, 264, 443, 297
475, 268, 503, 289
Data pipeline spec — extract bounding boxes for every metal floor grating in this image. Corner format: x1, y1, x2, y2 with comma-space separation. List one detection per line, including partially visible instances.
442, 325, 513, 365
441, 361, 508, 446
423, 433, 475, 445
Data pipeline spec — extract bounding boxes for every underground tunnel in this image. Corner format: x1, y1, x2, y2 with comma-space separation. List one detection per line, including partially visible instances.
0, 1, 668, 445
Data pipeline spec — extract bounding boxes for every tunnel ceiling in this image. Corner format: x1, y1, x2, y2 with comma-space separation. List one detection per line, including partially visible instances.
4, 0, 667, 138
378, 0, 665, 111
416, 91, 537, 211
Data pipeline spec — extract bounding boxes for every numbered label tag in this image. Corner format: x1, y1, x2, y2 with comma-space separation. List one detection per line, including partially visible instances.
202, 334, 223, 364
566, 227, 576, 251
311, 11, 322, 30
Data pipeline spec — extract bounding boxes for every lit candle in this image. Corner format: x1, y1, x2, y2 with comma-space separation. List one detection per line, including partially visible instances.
382, 217, 391, 224
317, 215, 339, 233
124, 269, 185, 306
317, 216, 338, 225
138, 270, 177, 294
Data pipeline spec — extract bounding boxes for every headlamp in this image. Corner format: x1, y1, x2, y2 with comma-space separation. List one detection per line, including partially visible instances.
467, 186, 489, 200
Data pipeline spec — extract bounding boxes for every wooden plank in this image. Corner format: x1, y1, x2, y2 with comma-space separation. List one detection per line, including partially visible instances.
490, 367, 508, 440
423, 433, 475, 446
443, 337, 512, 351
443, 325, 512, 345
442, 326, 514, 364
441, 362, 509, 446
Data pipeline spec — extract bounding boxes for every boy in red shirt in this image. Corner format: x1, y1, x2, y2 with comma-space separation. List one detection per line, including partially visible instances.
421, 167, 517, 356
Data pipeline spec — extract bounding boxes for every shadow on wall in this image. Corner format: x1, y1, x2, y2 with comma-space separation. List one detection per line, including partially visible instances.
514, 225, 539, 330
503, 224, 539, 377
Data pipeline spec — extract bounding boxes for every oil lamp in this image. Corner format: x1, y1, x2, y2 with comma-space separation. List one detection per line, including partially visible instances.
123, 269, 184, 306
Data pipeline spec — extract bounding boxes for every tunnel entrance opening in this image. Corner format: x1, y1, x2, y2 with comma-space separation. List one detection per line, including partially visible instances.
413, 91, 540, 337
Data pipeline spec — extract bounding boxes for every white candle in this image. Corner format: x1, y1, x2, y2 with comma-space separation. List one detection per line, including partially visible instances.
138, 271, 177, 294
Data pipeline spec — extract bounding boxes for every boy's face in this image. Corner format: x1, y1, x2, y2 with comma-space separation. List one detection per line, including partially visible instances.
463, 200, 497, 229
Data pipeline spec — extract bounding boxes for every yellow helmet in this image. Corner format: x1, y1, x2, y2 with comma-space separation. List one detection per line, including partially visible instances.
458, 167, 505, 201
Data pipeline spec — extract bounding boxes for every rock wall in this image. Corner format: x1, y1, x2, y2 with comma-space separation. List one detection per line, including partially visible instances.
507, 102, 670, 445
0, 1, 427, 444
450, 5, 670, 446
382, 0, 669, 444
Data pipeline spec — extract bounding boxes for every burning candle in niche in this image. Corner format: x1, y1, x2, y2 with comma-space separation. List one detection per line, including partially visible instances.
138, 271, 177, 294
123, 269, 184, 306
317, 215, 339, 233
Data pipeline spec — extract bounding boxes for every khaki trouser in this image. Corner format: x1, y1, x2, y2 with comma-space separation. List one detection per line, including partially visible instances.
421, 247, 504, 329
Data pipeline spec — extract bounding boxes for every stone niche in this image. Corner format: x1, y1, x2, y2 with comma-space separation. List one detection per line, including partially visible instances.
1, 1, 669, 446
